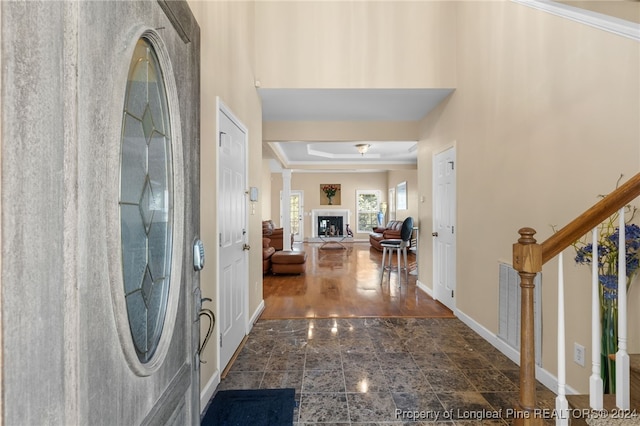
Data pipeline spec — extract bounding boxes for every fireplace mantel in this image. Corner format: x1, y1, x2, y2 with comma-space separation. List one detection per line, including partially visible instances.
311, 209, 350, 238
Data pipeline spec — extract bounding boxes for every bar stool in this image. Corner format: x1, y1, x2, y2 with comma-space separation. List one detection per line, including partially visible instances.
379, 217, 414, 286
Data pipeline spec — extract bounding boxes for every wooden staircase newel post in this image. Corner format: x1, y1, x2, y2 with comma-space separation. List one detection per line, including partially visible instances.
513, 227, 543, 425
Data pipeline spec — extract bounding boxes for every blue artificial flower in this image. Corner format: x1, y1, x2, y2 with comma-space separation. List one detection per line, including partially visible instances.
626, 223, 640, 239
570, 199, 640, 394
599, 274, 618, 300
574, 220, 640, 286
597, 246, 611, 268
599, 274, 617, 290
628, 256, 639, 272
575, 245, 593, 264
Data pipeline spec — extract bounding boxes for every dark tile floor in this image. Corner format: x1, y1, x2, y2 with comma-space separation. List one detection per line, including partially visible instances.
216, 317, 557, 425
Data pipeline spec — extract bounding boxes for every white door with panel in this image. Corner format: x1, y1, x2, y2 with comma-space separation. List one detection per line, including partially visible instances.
218, 103, 249, 371
433, 146, 457, 311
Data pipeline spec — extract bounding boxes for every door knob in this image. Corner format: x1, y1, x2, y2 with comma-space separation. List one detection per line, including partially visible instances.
432, 232, 438, 237
243, 244, 251, 251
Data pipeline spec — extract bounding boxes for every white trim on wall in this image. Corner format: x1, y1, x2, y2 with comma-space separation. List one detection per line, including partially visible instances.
511, 0, 640, 41
200, 369, 220, 414
455, 308, 580, 397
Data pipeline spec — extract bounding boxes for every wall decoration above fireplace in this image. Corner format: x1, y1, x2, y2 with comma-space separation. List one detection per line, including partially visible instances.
320, 184, 341, 205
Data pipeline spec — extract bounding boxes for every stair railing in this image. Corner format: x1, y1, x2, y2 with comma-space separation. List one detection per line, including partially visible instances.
512, 172, 640, 426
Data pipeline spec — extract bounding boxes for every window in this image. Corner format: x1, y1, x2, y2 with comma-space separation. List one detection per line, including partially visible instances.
119, 38, 173, 364
356, 190, 381, 233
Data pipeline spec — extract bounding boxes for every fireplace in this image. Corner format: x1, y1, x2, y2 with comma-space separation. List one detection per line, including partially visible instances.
311, 209, 350, 238
318, 216, 343, 236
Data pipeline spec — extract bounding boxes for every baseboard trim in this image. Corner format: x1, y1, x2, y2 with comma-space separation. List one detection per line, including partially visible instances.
416, 279, 433, 297
200, 368, 220, 414
455, 308, 578, 395
249, 300, 265, 328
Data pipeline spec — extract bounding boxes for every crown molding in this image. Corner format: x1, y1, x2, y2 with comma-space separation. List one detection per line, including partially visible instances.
511, 0, 640, 41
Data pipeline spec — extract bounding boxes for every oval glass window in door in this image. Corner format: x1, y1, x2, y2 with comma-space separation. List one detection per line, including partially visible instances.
119, 38, 173, 364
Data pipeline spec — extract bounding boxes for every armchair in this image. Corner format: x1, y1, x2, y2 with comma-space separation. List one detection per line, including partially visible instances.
262, 238, 276, 273
262, 220, 293, 251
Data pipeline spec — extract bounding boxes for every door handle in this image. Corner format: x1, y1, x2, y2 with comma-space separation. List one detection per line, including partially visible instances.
243, 244, 251, 251
198, 298, 215, 364
432, 232, 438, 237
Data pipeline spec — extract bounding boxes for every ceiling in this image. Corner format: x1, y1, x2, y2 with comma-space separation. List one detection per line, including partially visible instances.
259, 88, 453, 172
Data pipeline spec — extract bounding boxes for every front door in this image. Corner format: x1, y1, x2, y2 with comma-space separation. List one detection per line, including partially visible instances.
217, 101, 249, 371
433, 146, 457, 311
1, 2, 201, 425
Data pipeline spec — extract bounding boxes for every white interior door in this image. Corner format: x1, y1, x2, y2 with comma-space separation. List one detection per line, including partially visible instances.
433, 146, 456, 311
217, 102, 248, 371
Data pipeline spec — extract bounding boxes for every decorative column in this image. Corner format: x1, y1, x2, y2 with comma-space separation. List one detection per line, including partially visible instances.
512, 228, 543, 426
282, 169, 292, 251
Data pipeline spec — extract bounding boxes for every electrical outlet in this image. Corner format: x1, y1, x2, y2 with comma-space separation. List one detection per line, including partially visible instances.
574, 343, 586, 367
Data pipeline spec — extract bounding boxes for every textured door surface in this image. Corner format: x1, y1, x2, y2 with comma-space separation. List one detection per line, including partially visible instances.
218, 105, 248, 371
1, 2, 200, 424
433, 146, 456, 311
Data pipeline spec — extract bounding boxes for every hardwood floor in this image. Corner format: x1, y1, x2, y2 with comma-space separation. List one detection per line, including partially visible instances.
260, 242, 454, 319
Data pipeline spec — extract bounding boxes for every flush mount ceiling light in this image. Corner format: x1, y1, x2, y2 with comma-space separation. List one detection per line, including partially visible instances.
356, 143, 371, 155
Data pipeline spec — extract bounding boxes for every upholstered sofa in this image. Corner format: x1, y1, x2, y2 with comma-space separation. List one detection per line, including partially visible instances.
369, 220, 404, 251
262, 220, 294, 251
262, 237, 276, 273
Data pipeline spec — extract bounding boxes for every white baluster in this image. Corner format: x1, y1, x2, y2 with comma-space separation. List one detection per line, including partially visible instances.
590, 226, 604, 410
556, 252, 569, 426
616, 208, 630, 409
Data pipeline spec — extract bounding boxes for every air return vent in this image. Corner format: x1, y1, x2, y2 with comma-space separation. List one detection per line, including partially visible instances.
498, 262, 542, 366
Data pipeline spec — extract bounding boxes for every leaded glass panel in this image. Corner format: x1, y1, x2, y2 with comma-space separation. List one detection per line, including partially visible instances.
119, 38, 173, 364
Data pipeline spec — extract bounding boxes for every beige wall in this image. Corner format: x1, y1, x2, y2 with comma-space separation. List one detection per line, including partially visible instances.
269, 171, 417, 239
188, 1, 264, 393
261, 159, 273, 218
418, 1, 640, 393
263, 121, 420, 143
254, 1, 457, 89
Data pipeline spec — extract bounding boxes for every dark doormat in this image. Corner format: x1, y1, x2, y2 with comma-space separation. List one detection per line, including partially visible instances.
201, 388, 296, 426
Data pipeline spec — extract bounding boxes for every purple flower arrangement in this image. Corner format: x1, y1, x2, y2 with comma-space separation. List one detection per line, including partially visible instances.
574, 223, 640, 300
571, 194, 639, 393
